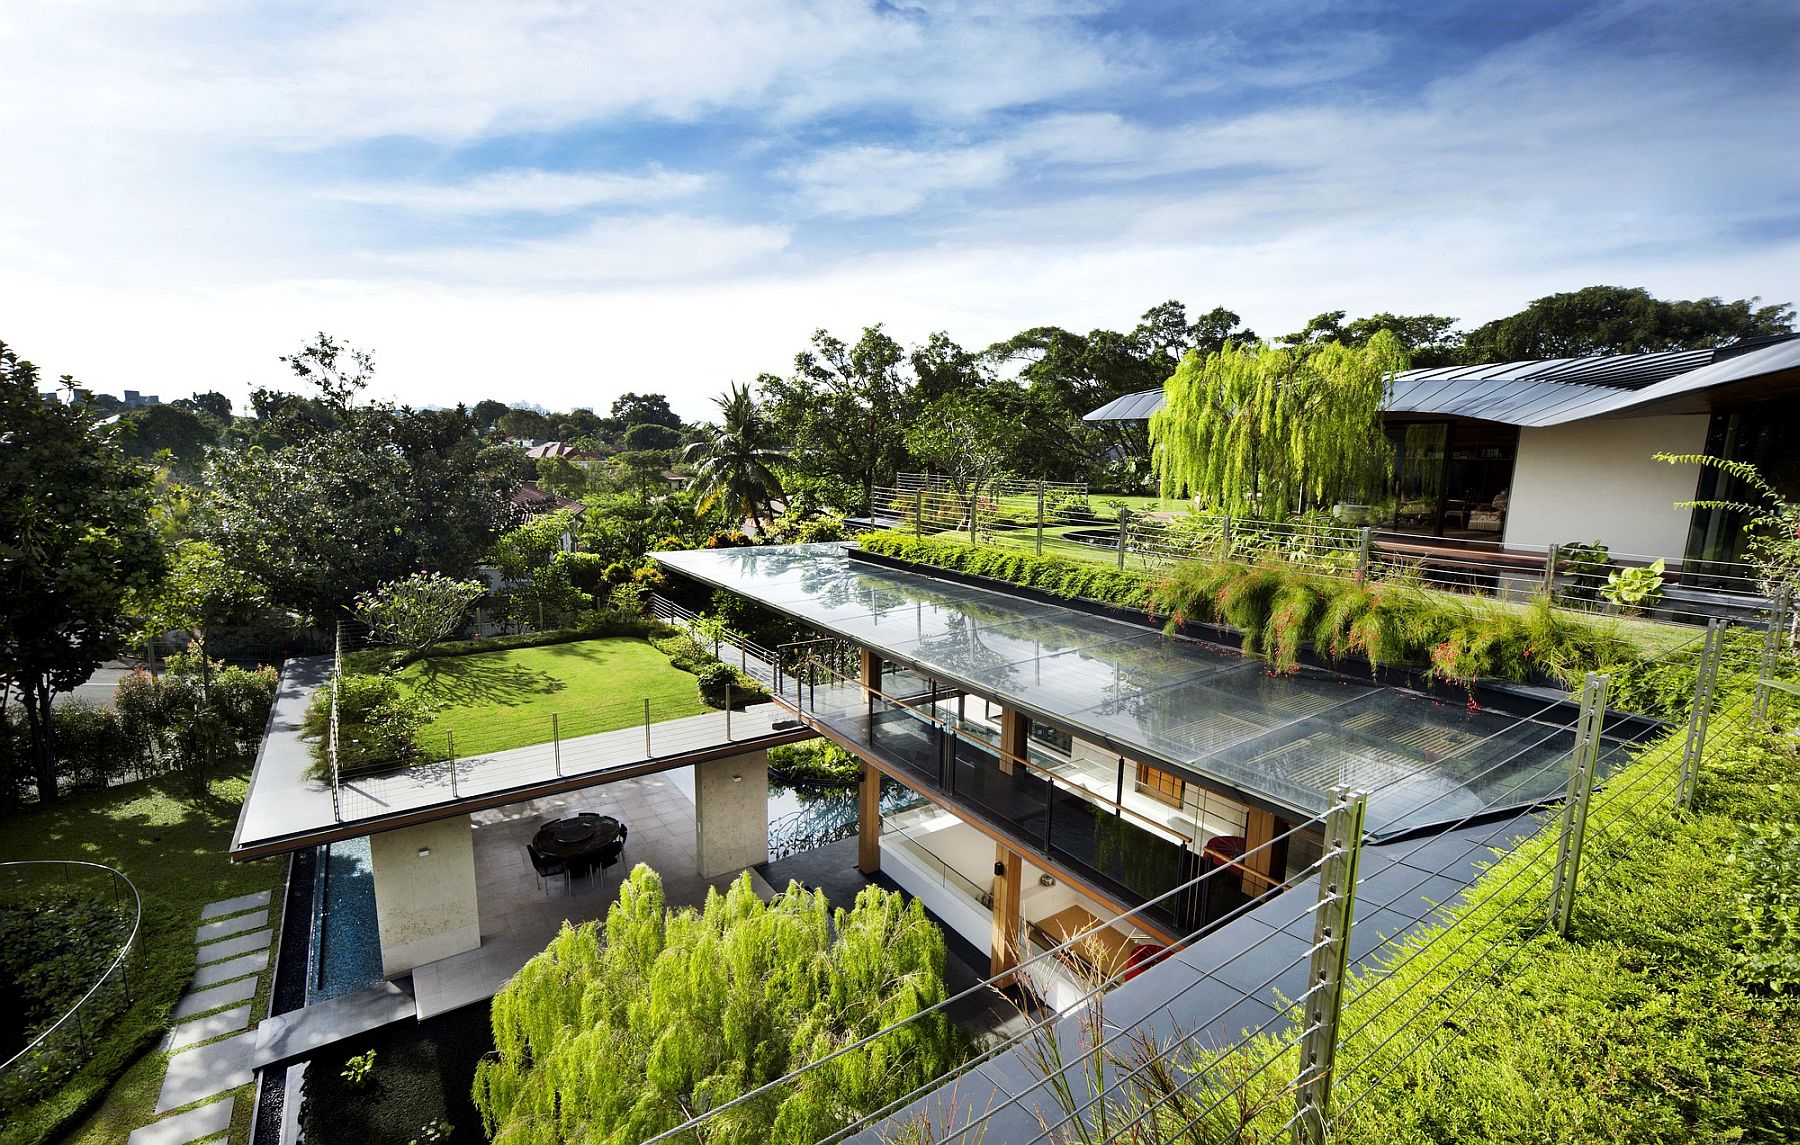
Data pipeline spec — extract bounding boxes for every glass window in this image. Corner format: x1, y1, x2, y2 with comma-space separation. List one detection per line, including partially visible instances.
1031, 722, 1072, 756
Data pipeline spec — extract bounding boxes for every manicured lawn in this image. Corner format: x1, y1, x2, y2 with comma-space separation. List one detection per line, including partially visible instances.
395, 637, 710, 757
0, 767, 283, 1145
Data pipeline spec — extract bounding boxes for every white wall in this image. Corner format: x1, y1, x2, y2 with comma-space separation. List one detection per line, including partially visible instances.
369, 817, 481, 977
1503, 415, 1708, 558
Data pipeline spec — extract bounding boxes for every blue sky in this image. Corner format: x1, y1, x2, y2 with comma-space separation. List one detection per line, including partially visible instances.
1, 0, 1796, 418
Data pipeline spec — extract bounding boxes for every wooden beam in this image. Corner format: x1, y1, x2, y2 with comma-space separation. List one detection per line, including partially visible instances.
1240, 808, 1290, 898
998, 707, 1030, 775
860, 648, 882, 689
857, 761, 882, 875
991, 844, 1024, 981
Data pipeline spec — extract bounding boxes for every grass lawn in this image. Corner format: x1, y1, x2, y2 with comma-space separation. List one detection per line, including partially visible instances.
395, 637, 711, 757
0, 766, 284, 1145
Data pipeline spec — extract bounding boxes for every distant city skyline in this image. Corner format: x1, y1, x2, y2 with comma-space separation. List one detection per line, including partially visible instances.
3, 0, 1796, 421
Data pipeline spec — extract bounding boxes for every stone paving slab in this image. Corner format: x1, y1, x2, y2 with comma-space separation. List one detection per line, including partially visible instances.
166, 1005, 250, 1051
200, 890, 270, 920
191, 949, 269, 990
171, 975, 257, 1021
196, 928, 270, 965
127, 1094, 233, 1145
156, 1031, 254, 1113
194, 908, 267, 944
252, 981, 415, 1068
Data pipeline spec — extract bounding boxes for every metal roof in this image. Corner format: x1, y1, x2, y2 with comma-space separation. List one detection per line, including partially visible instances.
1083, 333, 1800, 428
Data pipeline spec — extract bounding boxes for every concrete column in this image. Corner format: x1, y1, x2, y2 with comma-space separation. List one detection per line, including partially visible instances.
999, 707, 1030, 776
857, 761, 882, 876
695, 749, 770, 878
990, 844, 1024, 981
1241, 807, 1290, 898
368, 816, 481, 978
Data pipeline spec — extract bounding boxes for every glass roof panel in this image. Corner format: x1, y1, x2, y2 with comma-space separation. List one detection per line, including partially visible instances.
655, 544, 1586, 833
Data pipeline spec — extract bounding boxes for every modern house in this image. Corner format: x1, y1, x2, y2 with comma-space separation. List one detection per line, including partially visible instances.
1084, 334, 1800, 566
652, 543, 1640, 1006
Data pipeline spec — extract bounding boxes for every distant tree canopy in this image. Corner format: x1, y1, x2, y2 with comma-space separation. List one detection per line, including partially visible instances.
474, 868, 963, 1145
1151, 333, 1408, 518
116, 403, 222, 479
1461, 285, 1796, 361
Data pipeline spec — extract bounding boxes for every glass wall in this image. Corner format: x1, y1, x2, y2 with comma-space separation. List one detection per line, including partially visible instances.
1383, 419, 1519, 538
1683, 398, 1800, 571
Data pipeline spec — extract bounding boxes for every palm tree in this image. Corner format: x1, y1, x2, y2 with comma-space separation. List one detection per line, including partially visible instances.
682, 382, 788, 532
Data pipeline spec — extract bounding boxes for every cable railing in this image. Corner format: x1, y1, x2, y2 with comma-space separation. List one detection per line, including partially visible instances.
868, 478, 1775, 630
0, 861, 142, 1113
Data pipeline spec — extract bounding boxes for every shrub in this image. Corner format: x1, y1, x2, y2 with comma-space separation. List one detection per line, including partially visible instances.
768, 739, 861, 786
858, 531, 1150, 609
303, 673, 430, 776
48, 703, 132, 791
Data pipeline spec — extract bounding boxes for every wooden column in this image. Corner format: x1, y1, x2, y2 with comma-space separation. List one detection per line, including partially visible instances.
860, 648, 882, 689
857, 761, 882, 875
998, 708, 1030, 776
1241, 808, 1290, 898
990, 844, 1024, 981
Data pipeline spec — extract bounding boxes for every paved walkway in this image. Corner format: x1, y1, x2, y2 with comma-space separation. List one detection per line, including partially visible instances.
127, 889, 277, 1145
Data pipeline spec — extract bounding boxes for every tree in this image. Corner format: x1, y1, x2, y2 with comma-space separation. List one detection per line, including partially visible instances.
117, 403, 221, 480
608, 392, 681, 433
173, 390, 233, 420
471, 399, 510, 430
775, 326, 907, 514
489, 510, 587, 627
909, 331, 989, 405
497, 406, 549, 441
1151, 333, 1407, 518
474, 868, 963, 1145
282, 331, 374, 413
354, 572, 485, 654
1, 341, 167, 801
622, 422, 681, 452
125, 537, 263, 790
683, 381, 787, 530
905, 394, 1017, 541
1462, 286, 1795, 361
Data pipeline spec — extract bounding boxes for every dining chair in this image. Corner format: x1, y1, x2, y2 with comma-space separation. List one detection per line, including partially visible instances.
527, 844, 569, 895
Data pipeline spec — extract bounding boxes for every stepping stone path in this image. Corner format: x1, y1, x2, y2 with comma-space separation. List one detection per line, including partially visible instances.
128, 888, 277, 1145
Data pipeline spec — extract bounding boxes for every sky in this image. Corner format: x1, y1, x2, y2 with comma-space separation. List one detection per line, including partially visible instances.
2, 0, 1797, 420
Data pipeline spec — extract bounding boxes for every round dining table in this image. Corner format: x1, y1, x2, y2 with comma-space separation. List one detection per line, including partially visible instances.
531, 813, 621, 860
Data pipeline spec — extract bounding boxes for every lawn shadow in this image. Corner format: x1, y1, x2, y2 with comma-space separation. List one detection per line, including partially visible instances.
407, 657, 566, 709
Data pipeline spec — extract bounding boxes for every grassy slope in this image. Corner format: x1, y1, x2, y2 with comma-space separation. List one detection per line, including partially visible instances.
0, 768, 283, 1145
394, 637, 709, 758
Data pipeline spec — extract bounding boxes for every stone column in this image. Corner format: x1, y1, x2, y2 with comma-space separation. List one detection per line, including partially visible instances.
857, 761, 882, 876
990, 844, 1025, 981
695, 749, 770, 878
368, 816, 481, 978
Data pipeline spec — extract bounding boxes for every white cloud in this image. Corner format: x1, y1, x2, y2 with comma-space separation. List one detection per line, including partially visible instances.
320, 168, 707, 214
788, 145, 1011, 217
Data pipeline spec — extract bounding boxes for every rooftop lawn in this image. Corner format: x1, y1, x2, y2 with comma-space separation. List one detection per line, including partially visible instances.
0, 767, 283, 1145
394, 636, 710, 758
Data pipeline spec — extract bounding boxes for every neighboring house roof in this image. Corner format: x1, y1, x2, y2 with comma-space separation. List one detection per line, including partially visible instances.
510, 482, 585, 516
523, 441, 602, 460
1083, 332, 1800, 428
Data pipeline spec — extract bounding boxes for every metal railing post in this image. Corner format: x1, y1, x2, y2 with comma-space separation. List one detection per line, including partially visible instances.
1292, 786, 1368, 1145
1753, 585, 1792, 724
643, 697, 652, 756
447, 730, 458, 799
914, 489, 924, 538
1219, 513, 1232, 560
1543, 543, 1561, 596
1035, 483, 1045, 557
1548, 672, 1608, 937
1116, 507, 1129, 569
1677, 619, 1725, 808
968, 489, 979, 546
551, 713, 562, 777
1356, 526, 1373, 584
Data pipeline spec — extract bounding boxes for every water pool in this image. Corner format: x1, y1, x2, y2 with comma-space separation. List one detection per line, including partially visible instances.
307, 836, 385, 1005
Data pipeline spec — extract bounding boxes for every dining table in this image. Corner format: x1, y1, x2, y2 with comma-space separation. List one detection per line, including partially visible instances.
531, 813, 621, 861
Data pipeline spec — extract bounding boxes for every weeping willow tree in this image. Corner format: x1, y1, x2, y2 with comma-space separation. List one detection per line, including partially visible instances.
1149, 331, 1407, 519
474, 866, 964, 1144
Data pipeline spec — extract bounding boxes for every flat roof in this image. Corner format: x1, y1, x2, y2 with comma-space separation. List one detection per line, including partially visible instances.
655, 544, 1596, 836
